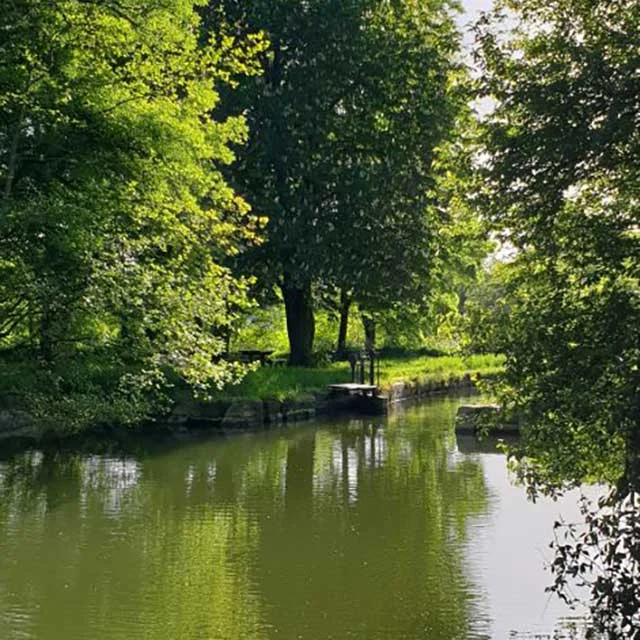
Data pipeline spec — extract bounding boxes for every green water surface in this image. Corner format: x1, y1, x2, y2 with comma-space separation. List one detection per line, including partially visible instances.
0, 396, 586, 639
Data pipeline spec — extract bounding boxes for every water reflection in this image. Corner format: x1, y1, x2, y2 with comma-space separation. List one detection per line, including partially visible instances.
458, 431, 592, 640
0, 396, 582, 640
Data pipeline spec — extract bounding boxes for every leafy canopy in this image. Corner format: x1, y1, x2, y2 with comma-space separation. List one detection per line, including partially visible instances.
477, 1, 639, 634
208, 0, 467, 311
477, 0, 639, 491
0, 0, 266, 423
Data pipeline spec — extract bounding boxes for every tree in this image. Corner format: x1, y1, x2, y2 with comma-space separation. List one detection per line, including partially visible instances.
477, 0, 640, 634
206, 0, 465, 364
0, 0, 265, 422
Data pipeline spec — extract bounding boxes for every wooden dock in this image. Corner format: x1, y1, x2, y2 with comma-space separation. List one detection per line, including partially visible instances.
325, 383, 387, 416
327, 383, 378, 397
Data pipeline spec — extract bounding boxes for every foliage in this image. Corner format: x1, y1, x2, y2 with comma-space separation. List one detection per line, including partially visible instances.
478, 0, 639, 488
231, 300, 487, 358
477, 0, 640, 632
414, 119, 496, 352
550, 489, 640, 639
206, 0, 468, 362
0, 352, 161, 432
0, 0, 266, 422
232, 301, 365, 356
459, 259, 514, 354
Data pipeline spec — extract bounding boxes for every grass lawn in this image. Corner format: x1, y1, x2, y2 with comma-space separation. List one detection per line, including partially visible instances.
213, 353, 505, 401
0, 352, 505, 419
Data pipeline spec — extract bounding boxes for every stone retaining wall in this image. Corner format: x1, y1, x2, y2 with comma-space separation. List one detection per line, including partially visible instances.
0, 373, 489, 443
386, 373, 477, 404
168, 393, 320, 431
171, 373, 482, 431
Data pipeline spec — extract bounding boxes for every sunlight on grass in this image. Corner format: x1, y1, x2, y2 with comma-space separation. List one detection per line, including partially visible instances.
378, 354, 505, 386
214, 354, 504, 401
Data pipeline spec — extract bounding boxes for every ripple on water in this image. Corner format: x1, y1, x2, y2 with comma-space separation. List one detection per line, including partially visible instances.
0, 396, 593, 640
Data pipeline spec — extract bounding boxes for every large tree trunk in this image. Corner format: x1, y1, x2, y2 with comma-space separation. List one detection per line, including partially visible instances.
335, 290, 351, 359
282, 276, 315, 366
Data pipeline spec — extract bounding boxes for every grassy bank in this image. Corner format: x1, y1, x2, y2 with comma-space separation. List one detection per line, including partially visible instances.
0, 354, 157, 433
212, 353, 504, 401
0, 353, 504, 437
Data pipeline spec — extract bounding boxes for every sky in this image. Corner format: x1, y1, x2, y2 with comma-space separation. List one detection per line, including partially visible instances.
454, 0, 496, 72
457, 0, 495, 45
460, 0, 494, 23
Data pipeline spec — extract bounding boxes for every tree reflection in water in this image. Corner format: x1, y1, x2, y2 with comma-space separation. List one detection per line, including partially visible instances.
0, 398, 492, 640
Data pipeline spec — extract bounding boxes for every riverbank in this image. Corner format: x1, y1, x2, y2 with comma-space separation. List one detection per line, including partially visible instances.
207, 354, 503, 401
173, 370, 498, 431
0, 354, 504, 446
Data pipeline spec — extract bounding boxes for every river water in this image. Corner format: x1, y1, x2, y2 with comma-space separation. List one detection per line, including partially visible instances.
0, 395, 589, 640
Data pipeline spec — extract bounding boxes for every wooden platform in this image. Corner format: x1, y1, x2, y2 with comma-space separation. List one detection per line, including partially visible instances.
327, 383, 378, 397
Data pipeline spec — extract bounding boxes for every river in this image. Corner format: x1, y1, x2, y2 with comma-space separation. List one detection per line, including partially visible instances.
0, 395, 589, 639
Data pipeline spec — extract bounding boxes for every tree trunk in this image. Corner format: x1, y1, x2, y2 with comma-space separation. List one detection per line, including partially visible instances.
458, 286, 467, 316
335, 290, 351, 359
361, 313, 376, 353
282, 276, 315, 366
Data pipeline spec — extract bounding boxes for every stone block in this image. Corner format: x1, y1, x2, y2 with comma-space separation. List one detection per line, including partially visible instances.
282, 394, 316, 423
0, 409, 37, 440
221, 401, 264, 429
263, 400, 284, 425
